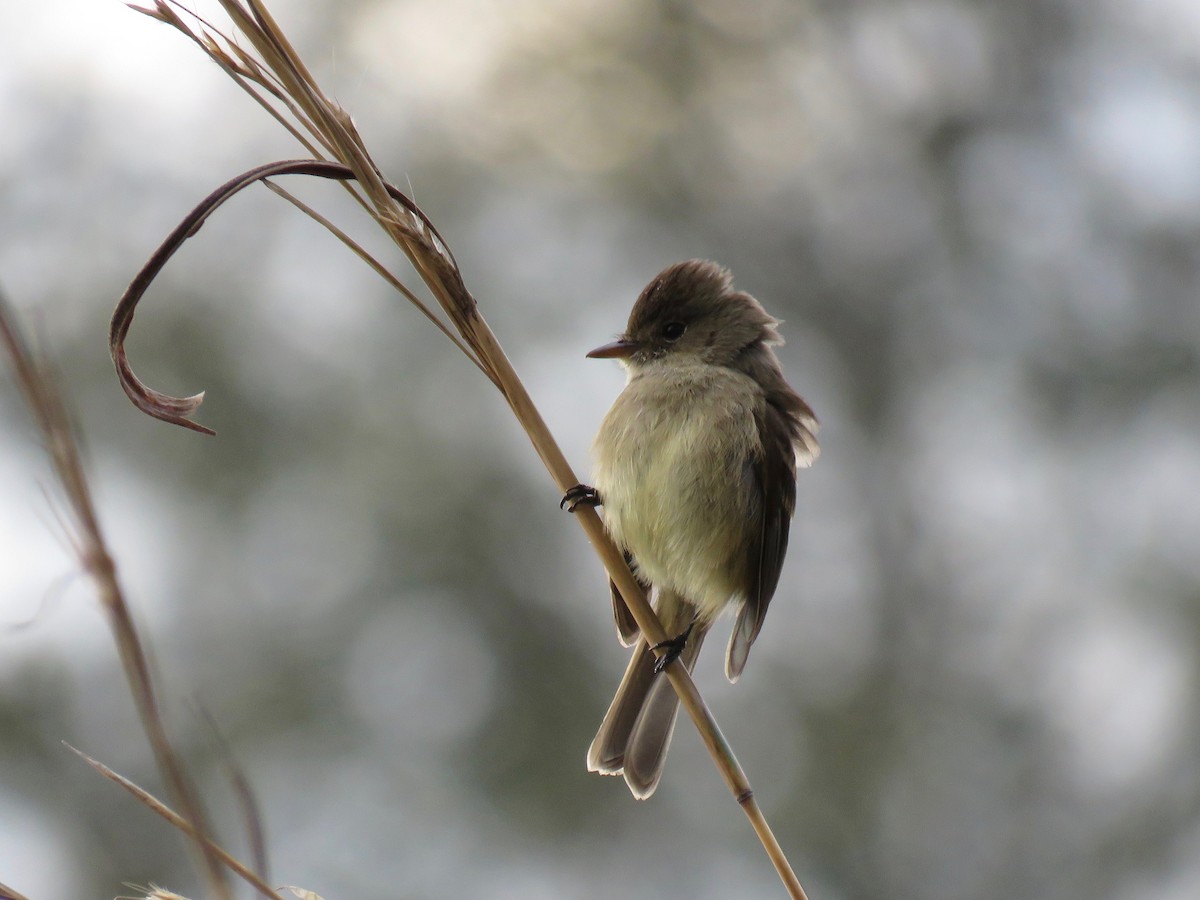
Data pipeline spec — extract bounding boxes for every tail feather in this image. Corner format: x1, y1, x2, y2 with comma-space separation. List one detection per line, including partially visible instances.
586, 592, 707, 799
586, 638, 659, 776
621, 627, 706, 798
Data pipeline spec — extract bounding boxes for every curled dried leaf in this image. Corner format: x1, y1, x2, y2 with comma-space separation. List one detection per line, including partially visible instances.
111, 159, 468, 434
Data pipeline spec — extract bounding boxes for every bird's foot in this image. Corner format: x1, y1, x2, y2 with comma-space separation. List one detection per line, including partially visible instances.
561, 484, 601, 512
651, 622, 696, 674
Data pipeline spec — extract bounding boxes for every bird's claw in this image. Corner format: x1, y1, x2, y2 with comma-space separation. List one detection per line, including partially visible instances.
651, 622, 696, 674
561, 484, 601, 512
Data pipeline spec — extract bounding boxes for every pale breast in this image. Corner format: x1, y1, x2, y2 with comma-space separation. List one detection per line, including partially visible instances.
591, 362, 763, 620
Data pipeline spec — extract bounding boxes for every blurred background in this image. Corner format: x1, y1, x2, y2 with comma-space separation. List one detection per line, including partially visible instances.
2, 0, 1199, 897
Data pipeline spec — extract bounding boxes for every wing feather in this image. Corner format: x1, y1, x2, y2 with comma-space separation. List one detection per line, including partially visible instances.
726, 401, 799, 681
609, 550, 644, 646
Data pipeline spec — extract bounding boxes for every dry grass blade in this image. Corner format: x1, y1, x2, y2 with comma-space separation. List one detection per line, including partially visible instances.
259, 178, 494, 383
0, 294, 231, 899
0, 881, 31, 900
123, 3, 809, 896
131, 2, 324, 157
110, 159, 495, 433
65, 744, 282, 900
195, 703, 271, 884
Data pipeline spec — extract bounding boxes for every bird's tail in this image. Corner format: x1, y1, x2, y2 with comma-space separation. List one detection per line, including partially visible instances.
586, 590, 708, 799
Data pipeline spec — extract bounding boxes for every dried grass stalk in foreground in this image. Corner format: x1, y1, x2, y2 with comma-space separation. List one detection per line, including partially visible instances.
122, 889, 191, 900
117, 1, 809, 896
0, 294, 274, 900
67, 744, 280, 898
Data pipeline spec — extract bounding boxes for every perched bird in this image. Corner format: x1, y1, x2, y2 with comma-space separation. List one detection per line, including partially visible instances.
565, 259, 819, 799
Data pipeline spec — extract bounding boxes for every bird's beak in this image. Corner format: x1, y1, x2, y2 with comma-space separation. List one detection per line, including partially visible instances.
586, 338, 638, 359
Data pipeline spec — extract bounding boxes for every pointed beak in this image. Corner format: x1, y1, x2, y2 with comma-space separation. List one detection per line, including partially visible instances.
586, 338, 639, 359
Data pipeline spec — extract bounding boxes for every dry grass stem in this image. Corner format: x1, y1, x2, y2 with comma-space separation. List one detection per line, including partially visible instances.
196, 703, 272, 884
65, 744, 282, 900
0, 294, 236, 898
260, 178, 492, 380
114, 2, 809, 896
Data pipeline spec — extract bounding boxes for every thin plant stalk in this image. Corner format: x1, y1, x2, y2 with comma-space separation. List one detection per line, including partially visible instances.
64, 744, 281, 899
117, 3, 809, 896
0, 296, 238, 899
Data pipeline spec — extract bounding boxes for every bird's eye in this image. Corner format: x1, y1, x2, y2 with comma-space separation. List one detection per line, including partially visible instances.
662, 322, 686, 342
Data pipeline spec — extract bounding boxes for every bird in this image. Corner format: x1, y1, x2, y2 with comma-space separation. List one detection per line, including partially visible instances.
564, 259, 818, 799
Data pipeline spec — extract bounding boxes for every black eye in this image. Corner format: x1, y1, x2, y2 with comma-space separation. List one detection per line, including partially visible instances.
662, 322, 686, 342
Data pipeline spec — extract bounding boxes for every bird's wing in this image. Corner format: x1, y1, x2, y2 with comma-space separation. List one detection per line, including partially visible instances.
609, 550, 644, 646
726, 401, 797, 681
